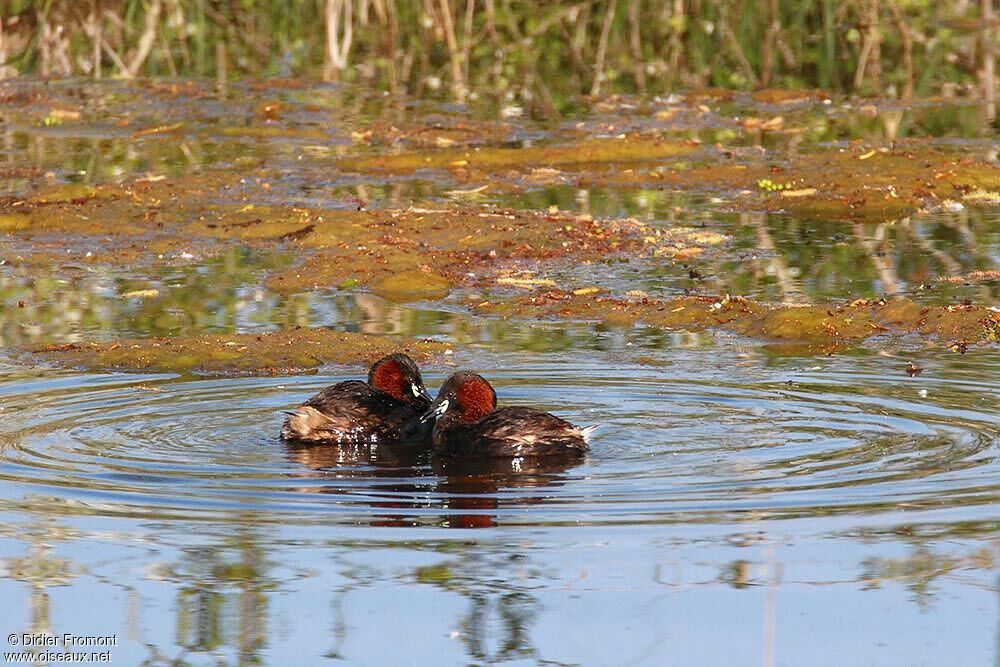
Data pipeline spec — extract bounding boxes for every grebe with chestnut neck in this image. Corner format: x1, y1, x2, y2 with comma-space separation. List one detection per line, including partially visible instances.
422, 372, 595, 458
281, 353, 431, 444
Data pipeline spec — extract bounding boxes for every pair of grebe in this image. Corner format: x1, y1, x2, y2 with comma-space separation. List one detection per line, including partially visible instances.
281, 353, 593, 457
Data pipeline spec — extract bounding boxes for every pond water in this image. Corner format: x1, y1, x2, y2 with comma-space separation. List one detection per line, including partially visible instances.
1, 81, 998, 665
1, 344, 998, 665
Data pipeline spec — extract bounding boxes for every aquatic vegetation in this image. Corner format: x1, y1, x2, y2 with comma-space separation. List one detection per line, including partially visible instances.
472, 291, 1000, 347
31, 330, 450, 375
0, 81, 996, 364
0, 213, 31, 231
352, 119, 514, 149
337, 135, 698, 174
264, 207, 651, 293
756, 178, 793, 192
1, 130, 997, 360
589, 143, 1000, 223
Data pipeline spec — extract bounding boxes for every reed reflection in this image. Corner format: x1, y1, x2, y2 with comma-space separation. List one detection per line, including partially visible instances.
411, 551, 546, 663
0, 518, 78, 642
172, 525, 273, 665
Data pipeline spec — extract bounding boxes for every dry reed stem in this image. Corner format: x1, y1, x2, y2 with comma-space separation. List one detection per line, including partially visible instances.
126, 0, 161, 77
590, 0, 618, 96
325, 0, 353, 81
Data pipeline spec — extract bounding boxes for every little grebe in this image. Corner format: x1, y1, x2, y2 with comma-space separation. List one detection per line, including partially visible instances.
422, 372, 595, 458
281, 353, 431, 444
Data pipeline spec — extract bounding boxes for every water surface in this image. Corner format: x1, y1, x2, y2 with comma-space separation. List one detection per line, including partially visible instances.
1, 81, 998, 666
1, 341, 998, 665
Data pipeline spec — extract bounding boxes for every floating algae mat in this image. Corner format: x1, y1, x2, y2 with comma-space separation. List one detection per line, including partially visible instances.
31, 329, 450, 375
0, 81, 999, 665
473, 293, 1000, 345
336, 134, 699, 173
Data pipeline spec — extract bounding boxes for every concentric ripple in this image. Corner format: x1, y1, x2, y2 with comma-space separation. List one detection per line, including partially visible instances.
0, 350, 998, 528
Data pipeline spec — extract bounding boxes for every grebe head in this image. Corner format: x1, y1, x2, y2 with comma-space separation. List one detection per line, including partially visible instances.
422, 372, 497, 423
368, 353, 431, 404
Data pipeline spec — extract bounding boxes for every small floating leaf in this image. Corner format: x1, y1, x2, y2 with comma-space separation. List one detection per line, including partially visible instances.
444, 185, 489, 198
131, 122, 184, 138
120, 289, 160, 299
415, 564, 453, 584
780, 188, 818, 198
47, 108, 81, 122
496, 277, 557, 288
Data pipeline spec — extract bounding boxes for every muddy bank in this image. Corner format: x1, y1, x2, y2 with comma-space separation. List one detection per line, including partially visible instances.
31, 329, 450, 375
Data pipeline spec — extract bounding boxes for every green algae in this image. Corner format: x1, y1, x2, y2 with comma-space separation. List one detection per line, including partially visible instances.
751, 89, 830, 104
186, 205, 316, 241
31, 330, 451, 375
1, 178, 650, 292
735, 305, 875, 341
265, 247, 427, 293
414, 564, 455, 585
1, 91, 997, 359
